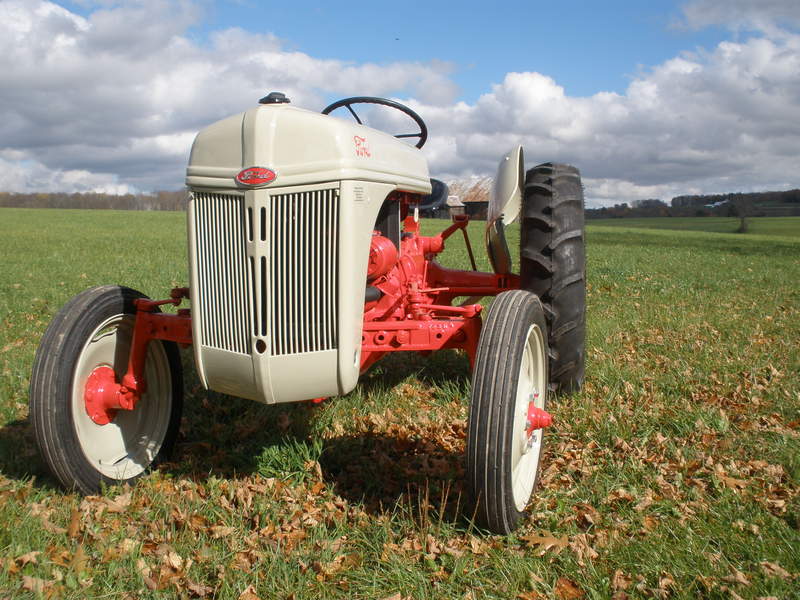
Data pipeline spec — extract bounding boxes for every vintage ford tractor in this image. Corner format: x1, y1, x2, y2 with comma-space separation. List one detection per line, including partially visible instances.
30, 94, 585, 534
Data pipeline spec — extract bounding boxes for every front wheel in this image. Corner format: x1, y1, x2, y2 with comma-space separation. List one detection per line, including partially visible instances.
30, 285, 183, 494
467, 290, 550, 534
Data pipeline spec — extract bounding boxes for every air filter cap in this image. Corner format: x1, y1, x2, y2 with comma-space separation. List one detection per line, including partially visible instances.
259, 91, 290, 104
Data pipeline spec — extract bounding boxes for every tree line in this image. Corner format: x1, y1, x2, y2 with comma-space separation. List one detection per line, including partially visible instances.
0, 190, 190, 211
2, 187, 799, 219
586, 189, 800, 219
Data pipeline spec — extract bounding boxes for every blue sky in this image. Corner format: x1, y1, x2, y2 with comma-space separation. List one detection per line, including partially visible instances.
60, 0, 732, 100
2, 0, 799, 205
195, 0, 729, 99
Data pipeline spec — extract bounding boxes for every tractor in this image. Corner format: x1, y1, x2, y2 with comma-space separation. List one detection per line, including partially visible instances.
29, 93, 586, 534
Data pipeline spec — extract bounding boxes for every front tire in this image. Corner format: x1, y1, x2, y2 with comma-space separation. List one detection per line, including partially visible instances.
30, 285, 183, 494
467, 290, 549, 534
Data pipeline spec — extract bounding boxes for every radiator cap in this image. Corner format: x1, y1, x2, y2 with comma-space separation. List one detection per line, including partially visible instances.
259, 91, 290, 104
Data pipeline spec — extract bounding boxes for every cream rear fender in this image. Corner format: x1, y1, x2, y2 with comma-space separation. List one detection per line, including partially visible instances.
486, 145, 524, 274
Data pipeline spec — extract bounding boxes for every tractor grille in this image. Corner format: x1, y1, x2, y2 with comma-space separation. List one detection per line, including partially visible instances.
267, 188, 339, 356
193, 193, 251, 354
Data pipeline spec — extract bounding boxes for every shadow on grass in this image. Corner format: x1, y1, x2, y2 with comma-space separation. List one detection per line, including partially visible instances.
357, 349, 472, 394
318, 432, 466, 521
171, 350, 472, 523
3, 349, 473, 526
0, 417, 59, 489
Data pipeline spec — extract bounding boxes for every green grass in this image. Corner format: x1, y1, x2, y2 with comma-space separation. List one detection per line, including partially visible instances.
1, 208, 799, 598
588, 215, 800, 237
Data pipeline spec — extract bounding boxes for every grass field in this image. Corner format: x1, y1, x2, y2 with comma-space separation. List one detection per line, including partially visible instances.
1, 208, 798, 599
588, 216, 800, 238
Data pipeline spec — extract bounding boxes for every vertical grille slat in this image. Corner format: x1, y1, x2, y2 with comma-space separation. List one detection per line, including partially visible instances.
193, 193, 251, 355
269, 187, 338, 356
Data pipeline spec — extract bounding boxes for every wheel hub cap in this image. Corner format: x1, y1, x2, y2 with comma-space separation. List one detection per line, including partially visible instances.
84, 366, 121, 425
525, 391, 552, 450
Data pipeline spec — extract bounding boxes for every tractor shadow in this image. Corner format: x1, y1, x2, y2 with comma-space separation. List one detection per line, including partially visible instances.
0, 418, 58, 488
173, 349, 473, 523
357, 349, 472, 393
317, 432, 467, 522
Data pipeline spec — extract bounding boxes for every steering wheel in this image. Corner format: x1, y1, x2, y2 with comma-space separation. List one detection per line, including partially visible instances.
321, 96, 428, 149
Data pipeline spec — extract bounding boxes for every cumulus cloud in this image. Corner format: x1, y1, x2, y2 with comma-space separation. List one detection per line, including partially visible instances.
1, 0, 799, 207
0, 156, 133, 194
680, 0, 800, 31
0, 0, 458, 193
418, 29, 800, 206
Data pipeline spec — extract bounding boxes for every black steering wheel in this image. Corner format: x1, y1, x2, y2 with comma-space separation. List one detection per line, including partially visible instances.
321, 96, 428, 149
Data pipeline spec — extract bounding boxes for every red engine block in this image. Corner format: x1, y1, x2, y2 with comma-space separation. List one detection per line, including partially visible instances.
360, 201, 517, 372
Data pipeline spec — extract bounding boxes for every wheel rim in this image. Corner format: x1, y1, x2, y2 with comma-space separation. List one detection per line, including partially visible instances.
510, 323, 547, 511
71, 313, 173, 480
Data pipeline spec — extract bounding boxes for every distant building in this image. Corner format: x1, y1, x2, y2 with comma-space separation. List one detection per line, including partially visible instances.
446, 195, 464, 217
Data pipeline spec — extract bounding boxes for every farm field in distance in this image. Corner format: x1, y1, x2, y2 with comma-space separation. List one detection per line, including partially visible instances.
0, 207, 798, 599
587, 216, 800, 237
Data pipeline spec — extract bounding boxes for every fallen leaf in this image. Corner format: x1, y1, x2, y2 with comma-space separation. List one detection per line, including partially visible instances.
760, 561, 790, 579
606, 489, 635, 504
210, 525, 236, 539
21, 576, 53, 593
722, 569, 751, 586
554, 577, 585, 599
105, 491, 132, 513
643, 516, 659, 531
187, 581, 215, 597
41, 517, 67, 535
67, 508, 82, 538
520, 532, 569, 556
719, 586, 745, 600
517, 591, 545, 600
569, 534, 599, 565
137, 558, 158, 591
720, 476, 747, 490
70, 545, 89, 574
612, 570, 631, 591
163, 550, 184, 571
239, 584, 261, 600
15, 551, 41, 567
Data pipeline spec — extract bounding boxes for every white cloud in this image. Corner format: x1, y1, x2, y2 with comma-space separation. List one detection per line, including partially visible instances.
0, 0, 458, 192
0, 157, 133, 194
680, 0, 800, 31
1, 0, 799, 208
417, 28, 800, 206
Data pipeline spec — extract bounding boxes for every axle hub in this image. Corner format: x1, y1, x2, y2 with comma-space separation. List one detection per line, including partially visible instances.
525, 399, 552, 437
84, 366, 139, 425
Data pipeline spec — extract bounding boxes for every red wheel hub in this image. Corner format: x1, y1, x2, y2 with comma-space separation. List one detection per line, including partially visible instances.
525, 401, 552, 437
84, 366, 122, 425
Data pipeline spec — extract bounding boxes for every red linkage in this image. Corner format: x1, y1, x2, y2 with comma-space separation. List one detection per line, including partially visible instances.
360, 198, 518, 372
83, 288, 192, 425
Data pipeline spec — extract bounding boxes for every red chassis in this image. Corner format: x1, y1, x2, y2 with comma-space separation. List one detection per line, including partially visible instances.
360, 208, 517, 372
83, 199, 517, 424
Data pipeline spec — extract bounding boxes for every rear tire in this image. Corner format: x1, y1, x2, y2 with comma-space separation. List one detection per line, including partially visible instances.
30, 285, 183, 494
520, 163, 586, 394
467, 290, 549, 534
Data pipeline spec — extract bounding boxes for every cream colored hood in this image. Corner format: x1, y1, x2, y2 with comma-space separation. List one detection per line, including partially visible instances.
186, 104, 431, 194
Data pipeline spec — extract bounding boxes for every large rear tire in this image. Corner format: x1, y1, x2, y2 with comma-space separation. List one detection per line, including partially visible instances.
520, 163, 586, 394
30, 285, 183, 494
467, 290, 549, 534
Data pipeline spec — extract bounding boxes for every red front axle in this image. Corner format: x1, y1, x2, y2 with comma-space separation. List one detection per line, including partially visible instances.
84, 289, 192, 425
360, 205, 518, 371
